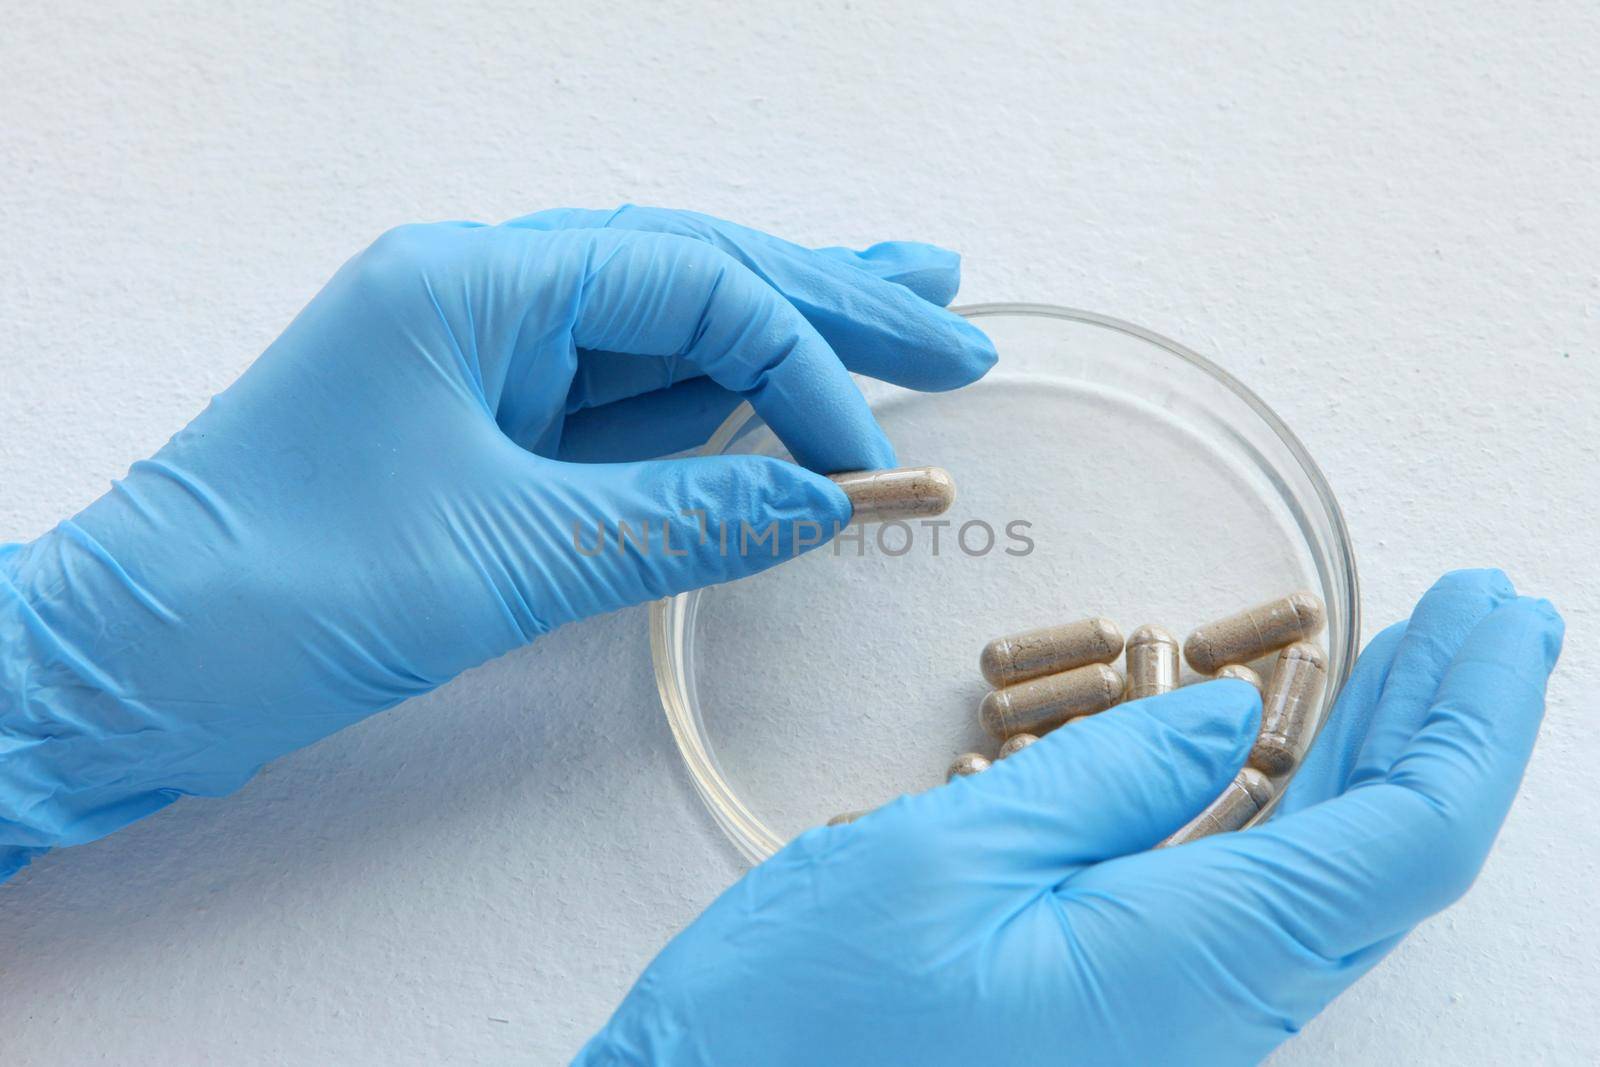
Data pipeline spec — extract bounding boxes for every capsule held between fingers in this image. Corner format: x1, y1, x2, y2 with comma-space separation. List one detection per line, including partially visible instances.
979, 617, 1124, 687
1159, 767, 1275, 847
1249, 642, 1328, 777
1124, 625, 1180, 702
980, 662, 1124, 739
947, 752, 993, 780
1212, 663, 1264, 693
998, 733, 1039, 759
828, 466, 956, 524
1183, 591, 1326, 674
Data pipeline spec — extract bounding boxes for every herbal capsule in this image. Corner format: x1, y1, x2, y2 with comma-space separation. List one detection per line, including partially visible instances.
827, 466, 956, 524
979, 617, 1123, 687
947, 752, 993, 780
1124, 625, 1180, 702
998, 733, 1039, 758
1159, 767, 1275, 847
1183, 591, 1326, 674
1249, 642, 1328, 776
827, 810, 870, 827
1212, 663, 1264, 693
980, 663, 1124, 739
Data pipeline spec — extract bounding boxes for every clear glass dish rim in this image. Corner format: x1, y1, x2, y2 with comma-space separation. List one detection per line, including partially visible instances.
651, 302, 1362, 863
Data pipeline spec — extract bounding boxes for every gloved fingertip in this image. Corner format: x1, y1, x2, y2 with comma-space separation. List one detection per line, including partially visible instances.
1432, 567, 1516, 600
583, 455, 859, 603
739, 337, 897, 475
1211, 676, 1265, 729
968, 682, 1264, 861
850, 240, 963, 306
1438, 596, 1566, 695
785, 464, 853, 531
1397, 568, 1520, 650
1508, 595, 1565, 669
957, 318, 1000, 374
1529, 596, 1562, 625
715, 457, 854, 562
1050, 683, 1262, 798
1103, 682, 1263, 803
902, 315, 998, 393
802, 437, 897, 475
856, 238, 960, 269
1150, 678, 1263, 744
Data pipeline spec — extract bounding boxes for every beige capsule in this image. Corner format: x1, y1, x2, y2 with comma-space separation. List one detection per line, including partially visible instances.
826, 809, 871, 827
1159, 767, 1275, 847
1212, 663, 1264, 693
979, 617, 1124, 688
997, 733, 1039, 759
1124, 625, 1180, 702
1183, 591, 1326, 674
947, 752, 993, 780
1249, 642, 1328, 776
827, 466, 956, 524
980, 662, 1124, 739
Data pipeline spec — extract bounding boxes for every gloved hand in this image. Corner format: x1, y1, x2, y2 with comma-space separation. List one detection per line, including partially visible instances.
0, 206, 997, 879
578, 570, 1563, 1066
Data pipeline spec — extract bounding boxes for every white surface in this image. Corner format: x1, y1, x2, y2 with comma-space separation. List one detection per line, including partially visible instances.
0, 2, 1596, 1063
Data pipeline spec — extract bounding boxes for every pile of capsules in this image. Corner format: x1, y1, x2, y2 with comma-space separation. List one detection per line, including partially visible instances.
826, 595, 1328, 845
819, 467, 1328, 846
950, 593, 1328, 846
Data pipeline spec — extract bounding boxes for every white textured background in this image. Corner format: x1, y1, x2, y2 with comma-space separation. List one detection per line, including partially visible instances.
1, 2, 1597, 1064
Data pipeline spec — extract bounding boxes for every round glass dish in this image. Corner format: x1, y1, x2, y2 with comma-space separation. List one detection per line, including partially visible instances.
652, 304, 1359, 864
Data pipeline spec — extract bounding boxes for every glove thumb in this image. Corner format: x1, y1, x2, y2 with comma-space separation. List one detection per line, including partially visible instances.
901, 681, 1262, 876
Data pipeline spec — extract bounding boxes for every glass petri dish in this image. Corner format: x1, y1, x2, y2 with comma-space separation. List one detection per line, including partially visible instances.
652, 304, 1359, 864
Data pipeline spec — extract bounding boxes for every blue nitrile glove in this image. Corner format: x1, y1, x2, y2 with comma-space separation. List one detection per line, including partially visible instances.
0, 206, 997, 880
578, 570, 1563, 1066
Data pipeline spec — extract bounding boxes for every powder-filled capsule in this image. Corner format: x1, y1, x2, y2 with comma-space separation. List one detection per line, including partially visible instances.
1249, 642, 1328, 776
1183, 591, 1326, 674
1159, 767, 1275, 847
828, 466, 956, 524
979, 617, 1124, 688
1124, 624, 1180, 702
998, 733, 1039, 758
947, 752, 993, 780
1212, 663, 1264, 693
980, 663, 1124, 739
